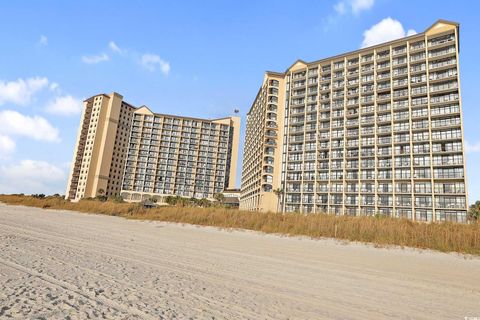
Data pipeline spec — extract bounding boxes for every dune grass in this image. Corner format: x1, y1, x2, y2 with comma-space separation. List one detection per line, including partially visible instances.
1, 194, 479, 255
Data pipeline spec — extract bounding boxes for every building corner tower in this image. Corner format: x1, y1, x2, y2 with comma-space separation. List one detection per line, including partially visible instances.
240, 72, 286, 212
66, 92, 134, 201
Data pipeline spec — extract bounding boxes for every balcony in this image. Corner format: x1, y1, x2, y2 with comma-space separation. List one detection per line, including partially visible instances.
410, 41, 425, 52
428, 34, 455, 48
429, 58, 457, 71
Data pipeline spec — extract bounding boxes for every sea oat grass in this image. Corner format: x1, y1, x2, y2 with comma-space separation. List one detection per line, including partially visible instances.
1, 194, 479, 255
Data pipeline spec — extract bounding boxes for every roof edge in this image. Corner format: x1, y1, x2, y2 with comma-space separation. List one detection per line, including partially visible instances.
278, 19, 460, 72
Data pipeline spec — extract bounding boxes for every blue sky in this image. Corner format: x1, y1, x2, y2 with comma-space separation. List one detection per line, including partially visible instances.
0, 0, 479, 203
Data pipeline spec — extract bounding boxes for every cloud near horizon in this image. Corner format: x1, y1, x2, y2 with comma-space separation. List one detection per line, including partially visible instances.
0, 160, 66, 195
0, 134, 15, 157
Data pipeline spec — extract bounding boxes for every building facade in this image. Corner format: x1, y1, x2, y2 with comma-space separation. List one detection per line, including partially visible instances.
120, 106, 240, 201
66, 93, 240, 202
240, 20, 468, 222
66, 93, 135, 201
240, 72, 285, 212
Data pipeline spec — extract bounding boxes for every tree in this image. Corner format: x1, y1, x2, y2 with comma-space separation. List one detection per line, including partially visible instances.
468, 201, 480, 222
214, 193, 225, 204
273, 188, 283, 213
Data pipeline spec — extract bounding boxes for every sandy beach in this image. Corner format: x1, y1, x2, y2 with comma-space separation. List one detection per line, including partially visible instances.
0, 203, 479, 319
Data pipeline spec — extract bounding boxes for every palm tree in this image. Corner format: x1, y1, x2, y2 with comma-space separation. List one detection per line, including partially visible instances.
273, 188, 283, 213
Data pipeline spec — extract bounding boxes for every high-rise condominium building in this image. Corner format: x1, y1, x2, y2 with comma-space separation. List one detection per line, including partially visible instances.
66, 92, 240, 202
240, 20, 468, 222
65, 93, 134, 201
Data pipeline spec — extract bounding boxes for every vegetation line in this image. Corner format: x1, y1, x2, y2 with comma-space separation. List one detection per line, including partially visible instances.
1, 194, 479, 256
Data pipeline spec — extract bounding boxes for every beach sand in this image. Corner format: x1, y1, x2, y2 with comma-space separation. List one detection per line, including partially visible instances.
1, 203, 479, 319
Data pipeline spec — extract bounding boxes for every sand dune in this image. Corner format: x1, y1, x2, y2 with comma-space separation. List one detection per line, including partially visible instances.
0, 203, 479, 319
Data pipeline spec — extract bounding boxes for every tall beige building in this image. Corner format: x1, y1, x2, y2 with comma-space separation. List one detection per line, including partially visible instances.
240, 20, 468, 222
241, 72, 285, 212
66, 93, 240, 202
66, 93, 134, 201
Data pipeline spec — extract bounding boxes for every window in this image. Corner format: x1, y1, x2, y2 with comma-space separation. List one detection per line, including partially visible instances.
413, 143, 430, 154
434, 182, 465, 194
395, 169, 411, 179
362, 195, 375, 205
431, 104, 459, 116
436, 210, 466, 223
433, 168, 464, 179
435, 196, 466, 209
378, 183, 392, 193
416, 209, 432, 222
413, 156, 430, 167
378, 195, 393, 206
431, 129, 461, 140
396, 182, 412, 193
396, 195, 412, 207
432, 154, 463, 166
415, 196, 432, 208
378, 170, 393, 179
415, 182, 432, 194
361, 183, 374, 193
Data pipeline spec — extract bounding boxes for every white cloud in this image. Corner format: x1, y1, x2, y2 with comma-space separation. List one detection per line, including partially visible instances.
0, 134, 15, 157
140, 54, 170, 75
351, 0, 375, 14
0, 160, 66, 195
0, 77, 49, 106
466, 141, 480, 154
406, 29, 417, 36
0, 110, 60, 142
45, 95, 83, 116
83, 43, 171, 75
109, 41, 123, 54
361, 17, 417, 48
49, 82, 59, 92
39, 35, 48, 46
334, 0, 374, 15
81, 53, 109, 64
334, 2, 347, 14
